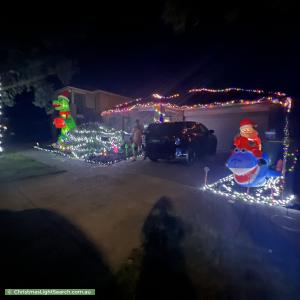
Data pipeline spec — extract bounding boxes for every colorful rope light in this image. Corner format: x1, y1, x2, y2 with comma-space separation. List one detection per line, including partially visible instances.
152, 93, 180, 99
101, 87, 292, 116
188, 87, 287, 96
101, 96, 290, 116
114, 97, 143, 109
189, 87, 264, 94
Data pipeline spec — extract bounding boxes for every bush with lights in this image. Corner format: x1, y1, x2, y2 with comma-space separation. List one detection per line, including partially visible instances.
62, 123, 126, 161
35, 122, 133, 164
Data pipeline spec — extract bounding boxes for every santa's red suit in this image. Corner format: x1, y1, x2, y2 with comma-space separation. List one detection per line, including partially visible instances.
234, 118, 262, 158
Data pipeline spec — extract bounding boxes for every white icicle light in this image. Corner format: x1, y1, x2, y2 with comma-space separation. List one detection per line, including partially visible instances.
0, 81, 5, 153
201, 175, 295, 207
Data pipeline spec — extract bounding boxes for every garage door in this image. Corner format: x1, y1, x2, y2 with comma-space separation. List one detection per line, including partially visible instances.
184, 103, 271, 153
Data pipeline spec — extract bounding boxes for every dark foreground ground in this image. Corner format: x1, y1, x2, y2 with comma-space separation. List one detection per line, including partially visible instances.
0, 148, 300, 299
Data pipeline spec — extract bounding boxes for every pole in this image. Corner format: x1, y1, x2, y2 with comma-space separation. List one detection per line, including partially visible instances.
204, 167, 210, 185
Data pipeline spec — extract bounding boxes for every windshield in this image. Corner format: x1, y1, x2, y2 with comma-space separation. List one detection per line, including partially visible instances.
147, 122, 194, 136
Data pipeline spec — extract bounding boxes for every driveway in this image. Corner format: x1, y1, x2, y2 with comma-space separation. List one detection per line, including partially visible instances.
0, 149, 300, 299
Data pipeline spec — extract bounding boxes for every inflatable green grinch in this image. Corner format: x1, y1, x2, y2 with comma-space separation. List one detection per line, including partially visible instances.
52, 91, 76, 144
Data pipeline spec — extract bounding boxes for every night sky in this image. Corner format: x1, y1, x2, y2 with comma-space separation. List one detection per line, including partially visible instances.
1, 1, 300, 141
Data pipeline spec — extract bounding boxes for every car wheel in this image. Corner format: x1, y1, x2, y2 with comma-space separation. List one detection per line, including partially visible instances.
148, 154, 158, 162
186, 148, 196, 165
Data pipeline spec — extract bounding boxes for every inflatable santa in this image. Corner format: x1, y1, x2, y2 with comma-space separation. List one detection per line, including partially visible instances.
234, 118, 262, 158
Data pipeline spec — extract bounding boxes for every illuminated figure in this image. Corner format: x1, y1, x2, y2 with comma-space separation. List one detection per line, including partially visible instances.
52, 91, 76, 143
234, 118, 262, 158
227, 119, 280, 187
226, 149, 280, 187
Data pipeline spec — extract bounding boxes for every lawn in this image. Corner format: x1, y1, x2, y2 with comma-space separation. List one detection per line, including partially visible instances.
0, 153, 65, 183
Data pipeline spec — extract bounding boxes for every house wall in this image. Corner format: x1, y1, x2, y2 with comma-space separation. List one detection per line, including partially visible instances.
94, 92, 131, 113
102, 103, 285, 158
56, 87, 132, 123
184, 103, 282, 153
103, 108, 184, 132
103, 111, 155, 132
85, 93, 97, 109
165, 108, 184, 122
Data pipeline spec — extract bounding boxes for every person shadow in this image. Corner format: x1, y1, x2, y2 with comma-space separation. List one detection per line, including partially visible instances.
0, 209, 118, 299
136, 197, 196, 300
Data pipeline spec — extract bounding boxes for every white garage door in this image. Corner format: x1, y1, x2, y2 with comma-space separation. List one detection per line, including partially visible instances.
184, 103, 272, 153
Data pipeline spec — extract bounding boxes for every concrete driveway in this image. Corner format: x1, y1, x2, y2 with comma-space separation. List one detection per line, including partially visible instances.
1, 149, 300, 299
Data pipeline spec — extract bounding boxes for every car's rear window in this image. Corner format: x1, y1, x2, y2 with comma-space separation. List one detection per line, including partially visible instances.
147, 123, 194, 136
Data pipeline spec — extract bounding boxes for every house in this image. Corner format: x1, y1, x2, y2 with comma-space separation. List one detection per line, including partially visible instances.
102, 96, 184, 132
101, 88, 292, 154
56, 86, 132, 123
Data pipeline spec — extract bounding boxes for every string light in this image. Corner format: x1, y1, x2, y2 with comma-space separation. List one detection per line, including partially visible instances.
188, 87, 285, 95
0, 81, 7, 153
34, 144, 144, 166
62, 123, 124, 159
202, 175, 295, 206
34, 123, 136, 165
287, 150, 298, 172
201, 94, 295, 207
113, 93, 180, 112
152, 93, 180, 99
101, 87, 292, 116
34, 144, 128, 166
114, 97, 142, 109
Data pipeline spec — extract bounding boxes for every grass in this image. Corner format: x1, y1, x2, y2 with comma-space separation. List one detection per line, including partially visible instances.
0, 153, 65, 182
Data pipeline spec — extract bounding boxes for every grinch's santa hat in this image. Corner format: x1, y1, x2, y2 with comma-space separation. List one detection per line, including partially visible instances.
240, 118, 257, 129
58, 90, 71, 101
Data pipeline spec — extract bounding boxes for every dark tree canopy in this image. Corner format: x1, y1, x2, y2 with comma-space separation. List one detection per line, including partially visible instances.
162, 0, 299, 34
0, 50, 77, 114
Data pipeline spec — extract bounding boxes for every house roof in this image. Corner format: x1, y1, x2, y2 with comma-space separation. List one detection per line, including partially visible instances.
93, 89, 132, 99
56, 86, 132, 99
56, 86, 94, 94
101, 88, 291, 116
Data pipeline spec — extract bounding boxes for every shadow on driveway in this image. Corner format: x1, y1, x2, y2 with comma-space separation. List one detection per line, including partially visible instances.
136, 197, 196, 299
0, 209, 117, 298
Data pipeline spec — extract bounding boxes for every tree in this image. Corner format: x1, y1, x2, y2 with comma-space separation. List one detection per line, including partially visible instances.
162, 0, 299, 34
0, 51, 78, 114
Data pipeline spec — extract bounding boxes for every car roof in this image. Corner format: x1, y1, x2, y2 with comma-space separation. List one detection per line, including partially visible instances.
150, 121, 196, 125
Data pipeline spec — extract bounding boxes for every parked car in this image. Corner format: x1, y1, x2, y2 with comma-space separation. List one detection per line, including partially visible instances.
145, 121, 217, 164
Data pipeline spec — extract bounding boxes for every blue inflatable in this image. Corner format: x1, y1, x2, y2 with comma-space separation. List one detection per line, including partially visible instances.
226, 149, 280, 187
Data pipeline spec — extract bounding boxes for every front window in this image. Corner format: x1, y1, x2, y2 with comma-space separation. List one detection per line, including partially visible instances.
74, 93, 86, 115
